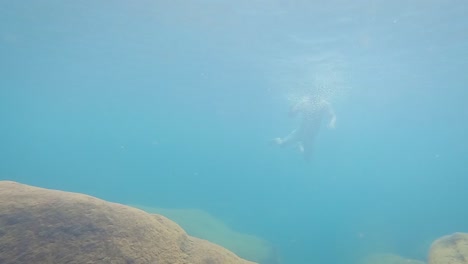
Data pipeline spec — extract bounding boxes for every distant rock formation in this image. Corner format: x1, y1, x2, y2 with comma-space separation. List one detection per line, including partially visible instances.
429, 232, 468, 264
0, 181, 256, 264
359, 253, 425, 264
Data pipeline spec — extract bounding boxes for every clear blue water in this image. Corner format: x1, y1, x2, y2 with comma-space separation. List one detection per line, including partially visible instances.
1, 1, 467, 263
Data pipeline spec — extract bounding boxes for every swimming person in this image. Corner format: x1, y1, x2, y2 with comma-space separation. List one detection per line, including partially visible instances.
273, 95, 336, 160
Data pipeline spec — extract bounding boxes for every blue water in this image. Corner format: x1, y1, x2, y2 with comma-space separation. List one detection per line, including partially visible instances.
1, 1, 467, 263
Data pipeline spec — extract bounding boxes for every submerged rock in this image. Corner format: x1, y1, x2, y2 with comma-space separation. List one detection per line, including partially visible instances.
359, 253, 425, 264
0, 181, 256, 264
134, 205, 274, 263
429, 232, 468, 264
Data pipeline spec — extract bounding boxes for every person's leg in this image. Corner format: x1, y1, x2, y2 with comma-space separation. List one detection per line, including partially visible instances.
300, 131, 318, 161
302, 142, 314, 161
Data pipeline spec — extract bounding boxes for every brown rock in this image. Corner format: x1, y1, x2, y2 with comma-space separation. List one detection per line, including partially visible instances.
133, 206, 274, 263
429, 232, 468, 264
0, 181, 256, 264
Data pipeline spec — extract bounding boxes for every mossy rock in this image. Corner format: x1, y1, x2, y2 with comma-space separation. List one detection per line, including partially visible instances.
0, 181, 256, 264
429, 232, 468, 264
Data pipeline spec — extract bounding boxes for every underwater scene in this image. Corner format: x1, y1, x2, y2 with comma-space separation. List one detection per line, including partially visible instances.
1, 1, 467, 264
